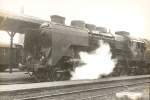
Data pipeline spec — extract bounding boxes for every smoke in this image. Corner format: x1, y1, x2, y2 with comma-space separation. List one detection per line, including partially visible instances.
71, 40, 117, 80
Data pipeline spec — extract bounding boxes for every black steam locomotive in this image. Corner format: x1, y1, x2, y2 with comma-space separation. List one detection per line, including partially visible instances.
0, 12, 150, 82
22, 15, 150, 81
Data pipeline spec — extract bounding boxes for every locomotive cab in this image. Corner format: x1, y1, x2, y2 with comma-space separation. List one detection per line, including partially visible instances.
129, 39, 146, 62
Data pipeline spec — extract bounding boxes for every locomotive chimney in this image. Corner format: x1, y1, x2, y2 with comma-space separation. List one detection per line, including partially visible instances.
96, 27, 107, 33
71, 20, 85, 28
50, 15, 65, 24
85, 24, 96, 31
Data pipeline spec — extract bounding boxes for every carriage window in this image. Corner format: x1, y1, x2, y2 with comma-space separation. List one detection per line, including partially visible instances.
128, 41, 131, 47
136, 42, 140, 49
131, 41, 136, 48
143, 43, 146, 50
141, 43, 146, 52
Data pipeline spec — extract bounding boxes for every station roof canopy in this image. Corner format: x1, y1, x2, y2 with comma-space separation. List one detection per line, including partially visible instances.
0, 9, 47, 34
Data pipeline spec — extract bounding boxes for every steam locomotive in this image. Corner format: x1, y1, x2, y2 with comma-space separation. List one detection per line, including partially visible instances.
20, 15, 150, 81
0, 14, 150, 82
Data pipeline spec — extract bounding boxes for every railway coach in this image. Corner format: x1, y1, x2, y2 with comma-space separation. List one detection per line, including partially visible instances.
0, 43, 22, 72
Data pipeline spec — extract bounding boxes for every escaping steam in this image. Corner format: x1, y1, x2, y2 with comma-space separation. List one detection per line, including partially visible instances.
71, 40, 117, 80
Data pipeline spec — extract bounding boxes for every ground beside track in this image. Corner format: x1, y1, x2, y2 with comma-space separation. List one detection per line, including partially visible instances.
0, 69, 32, 85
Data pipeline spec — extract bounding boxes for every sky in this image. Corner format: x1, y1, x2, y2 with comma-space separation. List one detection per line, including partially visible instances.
0, 0, 150, 44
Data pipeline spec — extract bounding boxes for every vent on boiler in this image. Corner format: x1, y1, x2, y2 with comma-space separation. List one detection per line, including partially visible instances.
96, 27, 107, 33
85, 24, 96, 31
71, 20, 85, 28
50, 15, 65, 24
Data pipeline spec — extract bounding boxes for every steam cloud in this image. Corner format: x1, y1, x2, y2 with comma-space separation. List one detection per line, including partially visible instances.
71, 40, 117, 80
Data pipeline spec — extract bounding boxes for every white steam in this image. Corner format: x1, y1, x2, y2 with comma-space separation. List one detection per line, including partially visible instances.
71, 40, 117, 80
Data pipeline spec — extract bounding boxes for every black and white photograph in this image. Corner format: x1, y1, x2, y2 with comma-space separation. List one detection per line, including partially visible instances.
0, 0, 150, 99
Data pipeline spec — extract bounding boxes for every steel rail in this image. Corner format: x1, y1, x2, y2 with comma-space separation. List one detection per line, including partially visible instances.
17, 81, 149, 100
0, 75, 150, 100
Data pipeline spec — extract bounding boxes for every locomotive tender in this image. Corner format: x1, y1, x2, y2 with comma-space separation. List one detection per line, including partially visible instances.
0, 10, 150, 81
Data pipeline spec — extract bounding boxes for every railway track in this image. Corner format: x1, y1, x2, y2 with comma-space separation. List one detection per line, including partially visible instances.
0, 75, 150, 100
